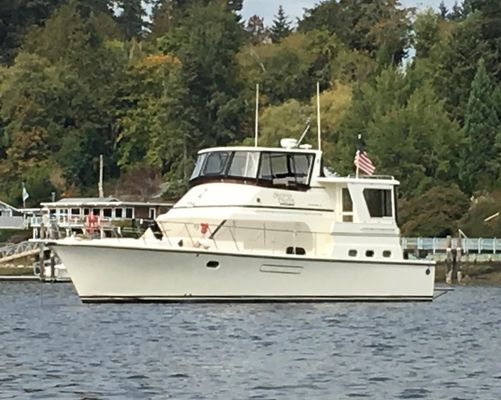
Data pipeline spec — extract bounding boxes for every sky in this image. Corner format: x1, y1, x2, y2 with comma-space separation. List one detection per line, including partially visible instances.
242, 0, 459, 25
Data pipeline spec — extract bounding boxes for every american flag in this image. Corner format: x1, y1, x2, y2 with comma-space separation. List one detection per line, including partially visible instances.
354, 136, 375, 176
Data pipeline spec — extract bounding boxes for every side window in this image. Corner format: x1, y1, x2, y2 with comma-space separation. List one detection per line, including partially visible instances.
190, 154, 207, 180
342, 188, 353, 222
202, 152, 229, 176
363, 189, 393, 218
290, 154, 312, 184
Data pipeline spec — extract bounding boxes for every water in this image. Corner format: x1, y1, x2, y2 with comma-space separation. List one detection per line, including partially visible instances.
0, 283, 500, 399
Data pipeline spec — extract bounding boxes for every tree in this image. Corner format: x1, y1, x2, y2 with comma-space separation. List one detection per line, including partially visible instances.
339, 67, 463, 196
270, 5, 292, 43
238, 31, 340, 105
117, 54, 192, 194
438, 1, 449, 19
115, 0, 148, 40
459, 59, 500, 193
157, 2, 246, 151
298, 0, 412, 65
0, 0, 67, 64
246, 15, 268, 45
413, 9, 441, 59
399, 185, 469, 236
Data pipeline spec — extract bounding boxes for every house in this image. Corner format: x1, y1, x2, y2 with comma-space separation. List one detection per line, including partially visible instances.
30, 197, 174, 239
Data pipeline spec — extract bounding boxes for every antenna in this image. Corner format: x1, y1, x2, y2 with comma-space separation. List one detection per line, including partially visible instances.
296, 118, 311, 147
317, 82, 321, 151
254, 83, 259, 147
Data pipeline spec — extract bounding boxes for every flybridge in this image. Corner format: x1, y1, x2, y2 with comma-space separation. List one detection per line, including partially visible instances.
189, 146, 320, 191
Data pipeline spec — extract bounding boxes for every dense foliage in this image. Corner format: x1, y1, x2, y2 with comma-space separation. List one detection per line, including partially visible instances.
0, 0, 500, 236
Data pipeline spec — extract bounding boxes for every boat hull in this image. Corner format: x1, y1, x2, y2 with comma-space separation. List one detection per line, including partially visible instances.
50, 241, 435, 302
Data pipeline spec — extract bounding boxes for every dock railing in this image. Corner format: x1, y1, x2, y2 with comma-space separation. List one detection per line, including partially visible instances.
401, 237, 501, 254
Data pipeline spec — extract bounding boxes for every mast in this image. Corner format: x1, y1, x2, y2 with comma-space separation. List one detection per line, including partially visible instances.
317, 82, 321, 151
255, 83, 259, 147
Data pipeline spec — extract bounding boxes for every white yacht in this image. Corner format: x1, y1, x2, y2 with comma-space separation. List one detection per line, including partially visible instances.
49, 139, 435, 302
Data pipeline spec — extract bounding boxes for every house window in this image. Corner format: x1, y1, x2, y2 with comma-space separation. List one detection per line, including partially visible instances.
125, 208, 133, 218
115, 208, 123, 218
149, 208, 156, 219
103, 209, 112, 218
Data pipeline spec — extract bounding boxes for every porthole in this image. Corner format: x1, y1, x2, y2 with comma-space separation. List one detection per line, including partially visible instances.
383, 250, 391, 258
365, 250, 374, 257
206, 261, 220, 269
348, 249, 357, 257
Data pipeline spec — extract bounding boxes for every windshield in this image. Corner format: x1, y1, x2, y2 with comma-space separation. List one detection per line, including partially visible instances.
190, 150, 314, 190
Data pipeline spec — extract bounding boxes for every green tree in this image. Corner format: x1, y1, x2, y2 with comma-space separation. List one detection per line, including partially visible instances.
117, 53, 193, 192
15, 1, 126, 192
413, 9, 441, 58
399, 185, 469, 237
339, 67, 463, 196
270, 5, 292, 43
116, 0, 148, 40
459, 59, 500, 193
246, 15, 268, 45
238, 31, 340, 105
0, 0, 66, 64
298, 0, 411, 65
158, 2, 246, 150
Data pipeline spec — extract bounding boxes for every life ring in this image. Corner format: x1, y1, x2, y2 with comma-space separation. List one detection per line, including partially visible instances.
85, 214, 100, 234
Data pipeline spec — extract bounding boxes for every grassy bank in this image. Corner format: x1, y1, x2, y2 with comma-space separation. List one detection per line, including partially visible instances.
0, 266, 33, 276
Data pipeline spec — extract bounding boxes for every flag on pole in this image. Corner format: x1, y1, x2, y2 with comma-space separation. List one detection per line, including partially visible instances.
354, 135, 375, 176
22, 182, 29, 206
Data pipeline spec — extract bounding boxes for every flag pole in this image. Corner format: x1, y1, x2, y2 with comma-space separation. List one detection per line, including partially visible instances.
355, 134, 361, 179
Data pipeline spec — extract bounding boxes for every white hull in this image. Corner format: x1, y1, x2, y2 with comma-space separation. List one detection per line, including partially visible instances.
51, 239, 435, 302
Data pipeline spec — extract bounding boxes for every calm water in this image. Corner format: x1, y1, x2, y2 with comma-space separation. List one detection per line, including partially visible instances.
0, 283, 500, 399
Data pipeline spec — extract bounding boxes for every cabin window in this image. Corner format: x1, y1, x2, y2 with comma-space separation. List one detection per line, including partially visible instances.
363, 189, 393, 218
383, 250, 391, 258
258, 152, 313, 186
190, 153, 207, 180
365, 250, 374, 257
202, 151, 230, 176
348, 249, 357, 257
227, 151, 259, 178
342, 188, 354, 222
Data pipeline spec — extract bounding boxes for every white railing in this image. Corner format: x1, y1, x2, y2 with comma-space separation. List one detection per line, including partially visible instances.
157, 221, 337, 258
0, 241, 40, 262
401, 237, 501, 254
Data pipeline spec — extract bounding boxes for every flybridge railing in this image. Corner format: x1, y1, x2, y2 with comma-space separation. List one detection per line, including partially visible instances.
401, 237, 501, 254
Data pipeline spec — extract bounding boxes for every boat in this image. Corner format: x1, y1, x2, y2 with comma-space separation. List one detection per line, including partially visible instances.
47, 138, 436, 302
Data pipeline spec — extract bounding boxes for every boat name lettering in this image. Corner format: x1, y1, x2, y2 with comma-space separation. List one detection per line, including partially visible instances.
272, 193, 295, 206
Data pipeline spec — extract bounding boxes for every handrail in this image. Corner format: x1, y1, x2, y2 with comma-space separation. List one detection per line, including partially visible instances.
401, 237, 501, 254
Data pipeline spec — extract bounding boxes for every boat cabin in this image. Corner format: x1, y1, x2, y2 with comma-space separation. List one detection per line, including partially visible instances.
189, 145, 321, 191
